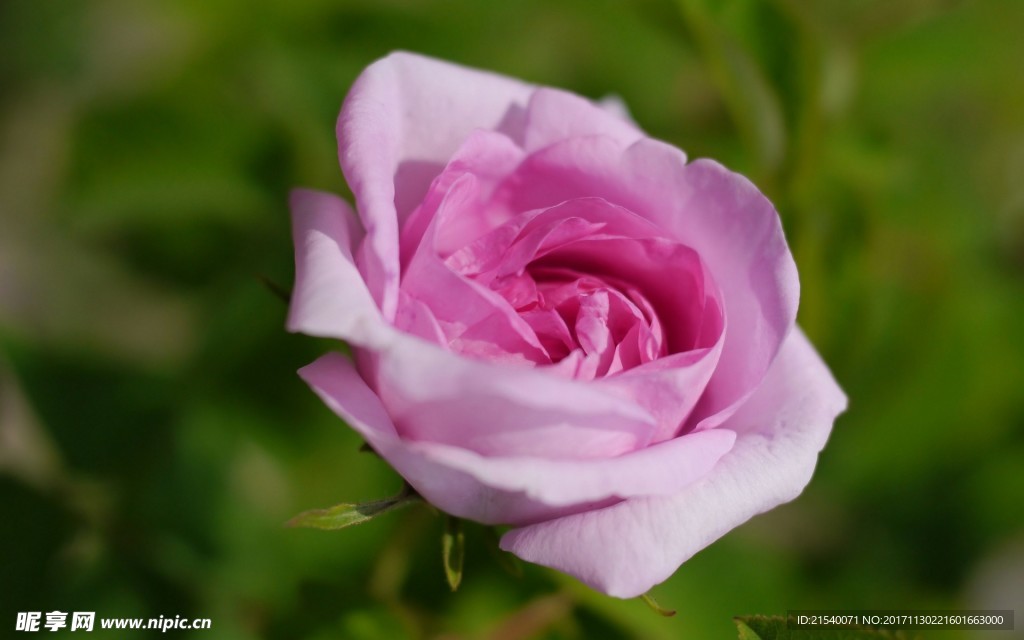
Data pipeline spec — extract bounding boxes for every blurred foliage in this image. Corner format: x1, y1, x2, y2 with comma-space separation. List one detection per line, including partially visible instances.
2, 0, 1022, 638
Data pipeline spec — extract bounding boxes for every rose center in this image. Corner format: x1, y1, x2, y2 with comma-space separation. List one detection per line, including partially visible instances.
483, 265, 666, 378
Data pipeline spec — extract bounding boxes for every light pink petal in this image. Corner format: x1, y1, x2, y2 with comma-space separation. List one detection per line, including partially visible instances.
339, 52, 536, 319
409, 427, 734, 516
490, 216, 606, 279
286, 188, 387, 346
574, 288, 653, 378
501, 327, 847, 598
447, 196, 667, 284
503, 136, 798, 424
401, 175, 549, 363
596, 94, 636, 125
523, 88, 644, 153
299, 353, 735, 525
298, 352, 565, 525
400, 129, 526, 266
393, 291, 447, 347
372, 330, 658, 459
601, 344, 722, 444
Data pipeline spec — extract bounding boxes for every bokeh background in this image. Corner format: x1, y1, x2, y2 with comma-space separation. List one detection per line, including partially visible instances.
2, 0, 1023, 638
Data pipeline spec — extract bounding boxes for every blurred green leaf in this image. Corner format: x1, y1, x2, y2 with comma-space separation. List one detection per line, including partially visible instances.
676, 0, 787, 177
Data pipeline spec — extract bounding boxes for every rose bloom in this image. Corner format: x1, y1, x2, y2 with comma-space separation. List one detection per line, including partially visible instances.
288, 52, 846, 598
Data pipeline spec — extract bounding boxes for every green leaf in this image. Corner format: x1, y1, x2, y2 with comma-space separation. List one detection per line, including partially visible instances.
442, 516, 465, 592
640, 593, 676, 617
734, 616, 915, 640
286, 487, 419, 530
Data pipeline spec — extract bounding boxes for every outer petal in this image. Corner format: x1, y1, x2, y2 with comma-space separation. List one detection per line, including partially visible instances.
286, 188, 387, 346
522, 88, 644, 153
299, 353, 735, 525
338, 52, 536, 319
500, 327, 847, 598
372, 330, 658, 459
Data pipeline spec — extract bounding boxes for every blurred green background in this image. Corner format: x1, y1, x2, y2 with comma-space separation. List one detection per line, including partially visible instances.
2, 0, 1022, 638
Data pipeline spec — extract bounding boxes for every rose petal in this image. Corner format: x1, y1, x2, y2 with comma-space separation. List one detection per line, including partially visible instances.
600, 344, 722, 444
535, 235, 712, 354
502, 136, 799, 425
500, 327, 847, 597
393, 291, 447, 346
339, 52, 536, 319
372, 330, 658, 458
400, 129, 526, 267
401, 174, 549, 363
297, 352, 567, 525
447, 196, 715, 365
523, 88, 644, 153
298, 352, 735, 524
286, 188, 387, 346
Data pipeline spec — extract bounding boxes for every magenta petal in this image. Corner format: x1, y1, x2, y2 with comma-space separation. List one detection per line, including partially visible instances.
339, 52, 535, 319
537, 235, 711, 354
286, 188, 387, 346
500, 328, 847, 598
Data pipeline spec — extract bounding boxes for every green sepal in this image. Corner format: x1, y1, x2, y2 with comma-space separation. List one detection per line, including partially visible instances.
442, 515, 465, 591
286, 485, 419, 530
256, 274, 291, 304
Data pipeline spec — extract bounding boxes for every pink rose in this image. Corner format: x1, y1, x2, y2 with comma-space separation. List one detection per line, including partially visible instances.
288, 52, 846, 598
